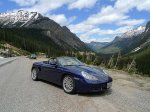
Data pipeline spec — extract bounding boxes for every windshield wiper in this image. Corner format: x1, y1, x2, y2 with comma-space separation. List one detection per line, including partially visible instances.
65, 64, 84, 66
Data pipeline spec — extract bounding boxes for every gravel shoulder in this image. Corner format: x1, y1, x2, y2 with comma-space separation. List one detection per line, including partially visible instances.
0, 57, 150, 112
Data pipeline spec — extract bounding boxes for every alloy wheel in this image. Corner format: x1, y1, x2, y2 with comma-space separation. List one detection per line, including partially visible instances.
63, 76, 74, 93
31, 69, 37, 80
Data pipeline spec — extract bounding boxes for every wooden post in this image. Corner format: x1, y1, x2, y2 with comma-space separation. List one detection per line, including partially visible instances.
128, 58, 136, 72
114, 51, 121, 69
108, 54, 114, 68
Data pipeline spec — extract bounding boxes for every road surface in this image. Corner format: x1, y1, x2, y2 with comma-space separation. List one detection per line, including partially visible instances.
0, 57, 17, 66
0, 57, 150, 112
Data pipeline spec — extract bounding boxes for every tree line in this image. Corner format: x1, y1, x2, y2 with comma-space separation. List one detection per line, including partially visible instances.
0, 28, 149, 76
0, 28, 75, 57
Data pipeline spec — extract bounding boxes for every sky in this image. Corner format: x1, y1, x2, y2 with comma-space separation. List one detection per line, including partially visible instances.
0, 0, 150, 43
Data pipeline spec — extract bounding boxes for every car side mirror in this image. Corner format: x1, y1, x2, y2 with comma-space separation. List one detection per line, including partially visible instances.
50, 62, 56, 65
49, 60, 58, 67
52, 63, 58, 68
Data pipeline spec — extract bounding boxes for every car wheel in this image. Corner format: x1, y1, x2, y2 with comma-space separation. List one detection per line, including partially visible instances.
62, 75, 75, 94
31, 68, 38, 81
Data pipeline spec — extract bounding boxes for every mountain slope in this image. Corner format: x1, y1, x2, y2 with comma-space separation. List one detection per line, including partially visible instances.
127, 22, 150, 54
0, 28, 63, 56
0, 10, 88, 53
126, 21, 150, 55
99, 26, 146, 54
111, 22, 150, 75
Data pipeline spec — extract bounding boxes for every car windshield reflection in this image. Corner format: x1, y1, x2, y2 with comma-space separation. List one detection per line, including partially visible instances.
57, 57, 84, 66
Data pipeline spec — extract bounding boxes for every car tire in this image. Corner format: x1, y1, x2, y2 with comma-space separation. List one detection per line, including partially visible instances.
31, 68, 38, 81
62, 75, 75, 94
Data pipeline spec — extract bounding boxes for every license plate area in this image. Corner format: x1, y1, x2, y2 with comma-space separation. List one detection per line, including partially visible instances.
107, 82, 112, 88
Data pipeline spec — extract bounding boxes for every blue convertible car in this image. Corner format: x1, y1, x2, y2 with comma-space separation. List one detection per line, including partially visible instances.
31, 56, 112, 94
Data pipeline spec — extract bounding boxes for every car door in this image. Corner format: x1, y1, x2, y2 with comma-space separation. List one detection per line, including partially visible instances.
41, 59, 64, 85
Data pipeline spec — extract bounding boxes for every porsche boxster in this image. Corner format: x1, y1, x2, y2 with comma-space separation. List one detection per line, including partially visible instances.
31, 56, 112, 94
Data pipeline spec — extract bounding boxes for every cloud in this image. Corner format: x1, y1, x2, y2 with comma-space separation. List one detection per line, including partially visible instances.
10, 0, 38, 6
10, 0, 77, 26
68, 0, 98, 10
9, 0, 150, 42
69, 0, 149, 42
136, 0, 150, 12
115, 0, 150, 12
83, 0, 148, 26
69, 23, 95, 34
80, 0, 149, 27
82, 36, 115, 43
10, 0, 75, 14
11, 0, 98, 13
85, 6, 128, 25
83, 26, 133, 36
117, 19, 145, 26
47, 14, 76, 26
70, 25, 133, 42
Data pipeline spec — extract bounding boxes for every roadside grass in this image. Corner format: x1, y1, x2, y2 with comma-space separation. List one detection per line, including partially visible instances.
99, 65, 150, 80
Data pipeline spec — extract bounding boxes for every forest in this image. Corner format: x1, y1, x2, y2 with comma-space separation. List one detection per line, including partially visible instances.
0, 28, 149, 76
0, 28, 72, 57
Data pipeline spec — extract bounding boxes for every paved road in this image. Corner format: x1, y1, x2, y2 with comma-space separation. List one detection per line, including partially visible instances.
0, 57, 150, 112
0, 57, 17, 66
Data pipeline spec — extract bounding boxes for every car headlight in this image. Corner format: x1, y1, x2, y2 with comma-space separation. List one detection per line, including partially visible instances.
103, 70, 108, 75
81, 71, 98, 80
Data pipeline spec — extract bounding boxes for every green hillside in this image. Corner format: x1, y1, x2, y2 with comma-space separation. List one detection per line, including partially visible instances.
0, 28, 79, 57
132, 46, 150, 75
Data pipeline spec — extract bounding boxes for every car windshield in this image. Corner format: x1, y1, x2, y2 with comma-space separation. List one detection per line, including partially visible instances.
57, 57, 84, 66
31, 54, 36, 56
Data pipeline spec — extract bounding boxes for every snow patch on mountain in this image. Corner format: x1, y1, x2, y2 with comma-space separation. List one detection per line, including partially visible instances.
0, 10, 41, 27
121, 26, 145, 38
146, 28, 149, 32
132, 47, 141, 53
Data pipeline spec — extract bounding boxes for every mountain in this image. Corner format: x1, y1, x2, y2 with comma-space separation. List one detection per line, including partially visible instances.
98, 22, 150, 75
120, 23, 150, 55
99, 26, 146, 54
129, 21, 150, 54
0, 10, 89, 55
86, 41, 109, 52
123, 24, 150, 75
0, 10, 42, 28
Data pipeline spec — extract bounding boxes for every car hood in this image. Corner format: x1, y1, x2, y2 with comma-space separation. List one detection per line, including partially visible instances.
64, 65, 109, 82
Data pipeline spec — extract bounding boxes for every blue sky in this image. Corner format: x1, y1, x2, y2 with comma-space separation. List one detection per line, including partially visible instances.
0, 0, 150, 42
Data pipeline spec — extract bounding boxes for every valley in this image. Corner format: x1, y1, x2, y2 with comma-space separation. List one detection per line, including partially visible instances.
0, 10, 150, 75
0, 1, 150, 112
87, 23, 150, 75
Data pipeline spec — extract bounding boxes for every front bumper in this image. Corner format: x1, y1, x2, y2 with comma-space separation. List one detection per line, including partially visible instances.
74, 77, 112, 93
